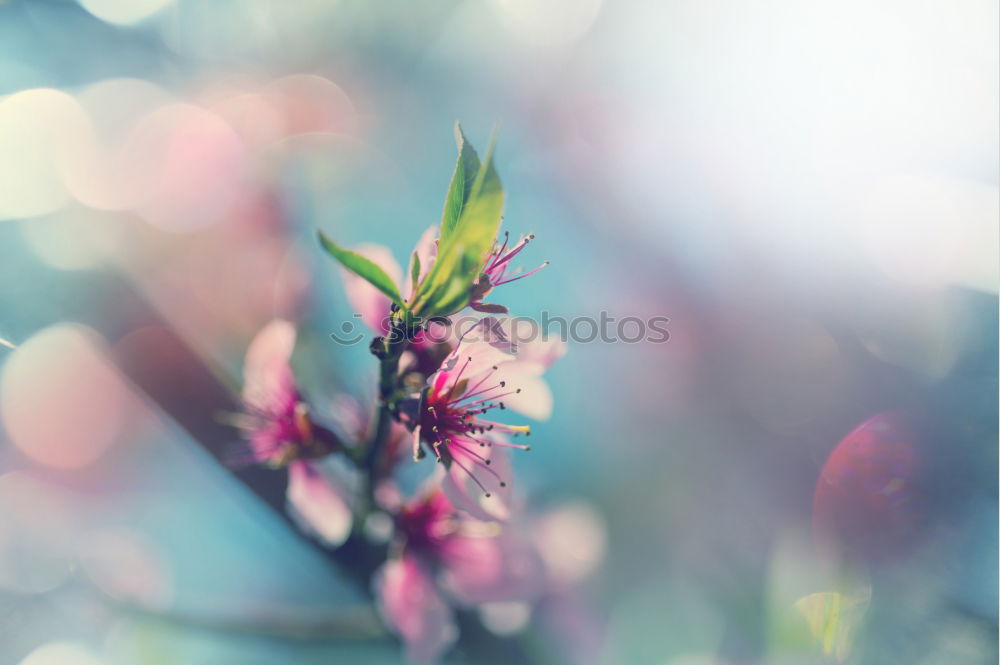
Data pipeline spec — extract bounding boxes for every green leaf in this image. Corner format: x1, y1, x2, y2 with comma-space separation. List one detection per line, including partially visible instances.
411, 126, 504, 319
439, 123, 482, 245
409, 250, 421, 291
318, 230, 405, 308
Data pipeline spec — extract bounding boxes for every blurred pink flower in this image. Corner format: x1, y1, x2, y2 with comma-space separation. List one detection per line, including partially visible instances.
374, 554, 456, 664
374, 485, 543, 663
469, 231, 548, 313
238, 319, 351, 546
240, 319, 310, 465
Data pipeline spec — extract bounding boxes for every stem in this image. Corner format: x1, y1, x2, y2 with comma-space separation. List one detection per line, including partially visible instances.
363, 331, 405, 507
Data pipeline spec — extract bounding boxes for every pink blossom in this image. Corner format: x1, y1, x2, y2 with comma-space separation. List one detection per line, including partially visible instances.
374, 486, 543, 663
238, 320, 351, 545
413, 318, 562, 521
489, 318, 567, 421
240, 319, 314, 465
469, 231, 548, 313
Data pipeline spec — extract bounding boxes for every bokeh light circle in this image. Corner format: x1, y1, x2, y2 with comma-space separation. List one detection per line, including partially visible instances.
534, 501, 607, 588
479, 601, 532, 635
65, 78, 174, 211
0, 89, 90, 220
79, 527, 173, 608
125, 104, 246, 232
0, 472, 78, 594
0, 324, 131, 469
813, 412, 920, 564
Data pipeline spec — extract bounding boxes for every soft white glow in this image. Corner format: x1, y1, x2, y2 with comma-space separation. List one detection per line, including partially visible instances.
492, 0, 603, 49
77, 0, 174, 26
19, 643, 108, 665
605, 0, 999, 279
860, 174, 999, 292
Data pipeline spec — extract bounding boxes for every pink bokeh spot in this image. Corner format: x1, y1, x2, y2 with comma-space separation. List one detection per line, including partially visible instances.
812, 411, 921, 565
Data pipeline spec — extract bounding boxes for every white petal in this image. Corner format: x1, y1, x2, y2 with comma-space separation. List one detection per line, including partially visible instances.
495, 369, 553, 421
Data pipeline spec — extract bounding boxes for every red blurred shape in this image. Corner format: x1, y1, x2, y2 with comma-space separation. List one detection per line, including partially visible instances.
812, 412, 920, 564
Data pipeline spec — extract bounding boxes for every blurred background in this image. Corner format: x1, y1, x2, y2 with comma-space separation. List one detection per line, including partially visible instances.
0, 0, 997, 664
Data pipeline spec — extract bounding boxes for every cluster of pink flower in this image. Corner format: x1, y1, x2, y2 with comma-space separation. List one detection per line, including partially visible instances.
233, 128, 575, 663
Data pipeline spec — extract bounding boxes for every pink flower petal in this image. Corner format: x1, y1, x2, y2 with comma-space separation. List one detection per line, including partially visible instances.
493, 367, 553, 421
341, 243, 402, 335
374, 555, 458, 664
435, 340, 515, 395
286, 460, 352, 547
242, 319, 297, 412
508, 331, 566, 370
441, 534, 545, 607
440, 445, 513, 522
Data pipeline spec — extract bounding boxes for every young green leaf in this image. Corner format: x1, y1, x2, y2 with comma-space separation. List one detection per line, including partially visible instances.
318, 230, 405, 308
439, 123, 482, 246
410, 126, 504, 318
409, 250, 422, 291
